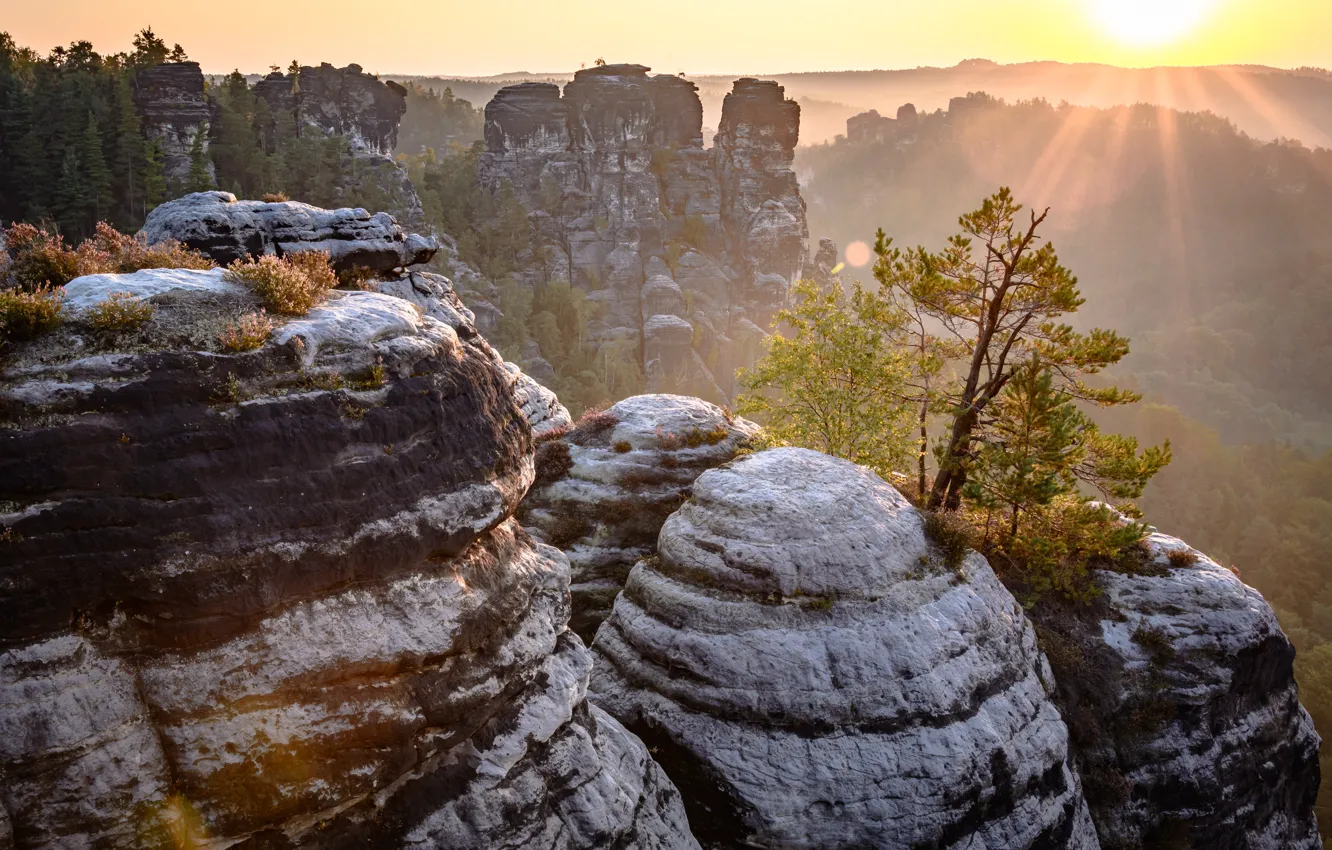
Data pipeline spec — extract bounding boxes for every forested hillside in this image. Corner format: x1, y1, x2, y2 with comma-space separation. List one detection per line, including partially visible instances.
799, 96, 1332, 824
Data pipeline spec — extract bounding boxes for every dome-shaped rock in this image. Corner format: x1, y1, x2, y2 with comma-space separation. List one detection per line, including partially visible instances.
590, 447, 1098, 849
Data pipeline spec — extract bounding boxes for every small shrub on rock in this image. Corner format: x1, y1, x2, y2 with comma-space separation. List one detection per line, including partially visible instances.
566, 407, 618, 447
534, 439, 574, 488
614, 440, 632, 454
547, 513, 594, 548
0, 285, 64, 341
923, 510, 975, 573
3, 223, 82, 290
225, 251, 335, 315
1165, 548, 1199, 568
81, 222, 212, 273
2, 222, 212, 292
219, 310, 276, 352
87, 292, 153, 332
337, 265, 379, 291
261, 192, 289, 203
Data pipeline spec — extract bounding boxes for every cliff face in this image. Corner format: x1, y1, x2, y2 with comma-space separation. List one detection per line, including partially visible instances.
0, 266, 691, 847
133, 61, 214, 191
252, 63, 425, 228
1037, 523, 1322, 849
477, 66, 809, 403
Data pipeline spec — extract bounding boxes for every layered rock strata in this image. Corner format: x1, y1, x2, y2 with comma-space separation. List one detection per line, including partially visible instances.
477, 67, 808, 402
133, 61, 215, 190
0, 268, 693, 848
519, 394, 757, 641
141, 191, 438, 272
590, 448, 1098, 848
1037, 521, 1322, 848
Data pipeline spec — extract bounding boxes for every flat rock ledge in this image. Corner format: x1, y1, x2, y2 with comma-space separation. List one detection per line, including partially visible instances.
589, 447, 1098, 849
141, 191, 438, 272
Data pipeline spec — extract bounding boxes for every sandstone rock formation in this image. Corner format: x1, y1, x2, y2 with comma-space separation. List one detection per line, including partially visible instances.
519, 394, 757, 641
1036, 521, 1322, 848
133, 61, 214, 190
476, 66, 808, 402
253, 63, 425, 228
0, 268, 693, 848
141, 190, 437, 271
590, 448, 1098, 848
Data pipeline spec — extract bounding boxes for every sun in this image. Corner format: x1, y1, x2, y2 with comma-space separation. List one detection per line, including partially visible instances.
1087, 0, 1214, 47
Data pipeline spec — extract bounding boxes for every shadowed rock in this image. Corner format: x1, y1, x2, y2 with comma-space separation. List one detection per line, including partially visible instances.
0, 267, 693, 849
520, 394, 757, 641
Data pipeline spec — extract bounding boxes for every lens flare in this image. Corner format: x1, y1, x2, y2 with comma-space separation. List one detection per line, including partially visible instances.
1087, 0, 1213, 46
845, 241, 872, 268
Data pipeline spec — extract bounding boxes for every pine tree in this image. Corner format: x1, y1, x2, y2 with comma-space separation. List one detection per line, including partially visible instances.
142, 137, 167, 212
185, 128, 213, 193
54, 145, 85, 236
111, 77, 142, 227
964, 357, 1084, 536
79, 111, 113, 234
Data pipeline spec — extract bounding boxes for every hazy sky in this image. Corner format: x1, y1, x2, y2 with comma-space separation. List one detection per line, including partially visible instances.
5, 0, 1331, 77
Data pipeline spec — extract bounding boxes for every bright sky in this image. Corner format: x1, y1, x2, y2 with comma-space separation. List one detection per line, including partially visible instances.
4, 0, 1330, 77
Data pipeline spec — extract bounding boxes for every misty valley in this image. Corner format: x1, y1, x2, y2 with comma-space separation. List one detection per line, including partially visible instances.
1, 21, 1331, 850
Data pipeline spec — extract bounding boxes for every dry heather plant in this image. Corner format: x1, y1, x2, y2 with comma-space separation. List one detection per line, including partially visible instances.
87, 292, 153, 332
2, 222, 211, 292
224, 251, 336, 315
219, 310, 277, 352
0, 285, 64, 341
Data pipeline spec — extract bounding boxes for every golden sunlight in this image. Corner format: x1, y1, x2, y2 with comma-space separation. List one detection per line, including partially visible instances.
1087, 0, 1216, 46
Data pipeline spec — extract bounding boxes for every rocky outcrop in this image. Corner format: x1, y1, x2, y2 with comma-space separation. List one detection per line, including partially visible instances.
477, 67, 809, 402
134, 61, 214, 190
141, 191, 437, 271
519, 394, 757, 641
0, 269, 693, 848
362, 266, 572, 437
1036, 522, 1322, 848
590, 448, 1098, 848
252, 63, 424, 228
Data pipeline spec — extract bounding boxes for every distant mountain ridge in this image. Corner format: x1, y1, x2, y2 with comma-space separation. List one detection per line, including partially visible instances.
389, 59, 1332, 147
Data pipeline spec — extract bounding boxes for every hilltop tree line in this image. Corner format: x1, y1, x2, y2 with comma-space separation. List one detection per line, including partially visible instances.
0, 30, 487, 239
0, 29, 185, 237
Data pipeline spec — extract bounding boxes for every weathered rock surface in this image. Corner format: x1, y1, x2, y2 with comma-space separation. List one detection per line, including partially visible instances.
519, 394, 756, 641
362, 267, 572, 437
134, 61, 214, 190
477, 67, 809, 402
141, 191, 438, 271
1037, 522, 1322, 848
590, 448, 1098, 848
0, 269, 693, 848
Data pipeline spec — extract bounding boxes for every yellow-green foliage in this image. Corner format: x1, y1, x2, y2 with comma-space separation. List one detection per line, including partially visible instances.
225, 251, 336, 315
218, 310, 277, 352
88, 292, 153, 332
737, 278, 915, 480
0, 285, 64, 341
